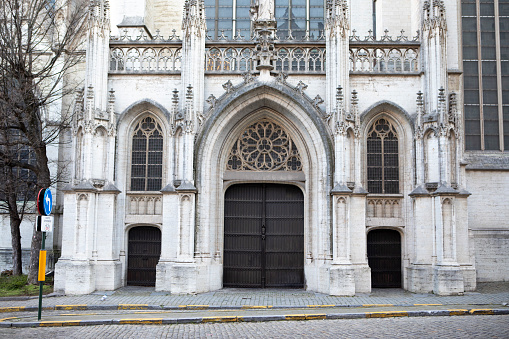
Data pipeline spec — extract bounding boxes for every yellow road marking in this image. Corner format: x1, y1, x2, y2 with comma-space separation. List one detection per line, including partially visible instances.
55, 305, 87, 310
39, 320, 81, 327
0, 307, 25, 313
469, 309, 494, 315
285, 314, 306, 320
448, 309, 469, 316
305, 314, 326, 320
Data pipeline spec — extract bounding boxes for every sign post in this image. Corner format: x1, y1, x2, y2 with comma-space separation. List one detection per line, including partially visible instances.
36, 188, 52, 321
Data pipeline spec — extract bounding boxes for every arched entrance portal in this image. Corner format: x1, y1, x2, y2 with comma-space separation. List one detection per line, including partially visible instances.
223, 184, 304, 288
367, 229, 402, 288
127, 226, 161, 286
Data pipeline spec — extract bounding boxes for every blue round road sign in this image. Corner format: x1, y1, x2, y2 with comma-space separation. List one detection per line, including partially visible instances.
37, 188, 52, 216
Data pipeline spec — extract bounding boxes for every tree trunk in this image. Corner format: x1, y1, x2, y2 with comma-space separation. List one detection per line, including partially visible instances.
9, 196, 23, 276
27, 145, 51, 285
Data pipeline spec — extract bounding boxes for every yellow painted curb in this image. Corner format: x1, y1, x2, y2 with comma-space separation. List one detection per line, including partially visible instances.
307, 305, 335, 308
0, 306, 25, 313
202, 316, 238, 323
448, 309, 468, 316
285, 314, 307, 320
362, 304, 394, 307
39, 320, 81, 327
469, 309, 495, 315
180, 305, 209, 310
118, 304, 149, 310
365, 311, 408, 318
241, 305, 272, 309
305, 314, 326, 320
0, 317, 18, 322
55, 305, 87, 310
119, 318, 163, 325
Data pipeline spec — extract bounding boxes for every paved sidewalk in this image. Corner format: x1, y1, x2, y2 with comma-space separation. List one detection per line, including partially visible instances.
1, 282, 508, 309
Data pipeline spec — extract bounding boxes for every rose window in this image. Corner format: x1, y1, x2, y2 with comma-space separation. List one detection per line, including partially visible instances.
227, 119, 302, 171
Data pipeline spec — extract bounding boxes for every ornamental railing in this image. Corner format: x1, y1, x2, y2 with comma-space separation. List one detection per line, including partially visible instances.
109, 45, 182, 73
349, 44, 419, 74
108, 30, 419, 75
204, 44, 326, 74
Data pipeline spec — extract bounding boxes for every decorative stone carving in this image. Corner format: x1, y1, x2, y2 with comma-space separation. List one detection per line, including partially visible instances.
313, 95, 324, 110
206, 94, 217, 109
222, 80, 234, 93
242, 71, 255, 84
295, 80, 308, 95
275, 71, 288, 83
226, 119, 302, 171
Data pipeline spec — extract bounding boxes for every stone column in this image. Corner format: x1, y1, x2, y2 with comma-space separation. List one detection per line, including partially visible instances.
55, 1, 122, 294
329, 191, 356, 296
432, 187, 464, 295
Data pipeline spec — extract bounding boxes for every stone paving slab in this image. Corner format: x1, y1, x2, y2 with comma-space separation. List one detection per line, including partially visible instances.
1, 282, 508, 311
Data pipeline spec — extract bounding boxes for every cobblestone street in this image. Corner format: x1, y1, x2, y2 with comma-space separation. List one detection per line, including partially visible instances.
0, 315, 508, 338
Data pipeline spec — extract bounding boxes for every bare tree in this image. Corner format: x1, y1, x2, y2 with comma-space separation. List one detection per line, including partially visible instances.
0, 0, 87, 283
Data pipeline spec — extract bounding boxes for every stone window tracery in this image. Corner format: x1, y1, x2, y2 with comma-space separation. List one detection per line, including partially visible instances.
226, 119, 302, 171
367, 118, 399, 194
130, 116, 163, 191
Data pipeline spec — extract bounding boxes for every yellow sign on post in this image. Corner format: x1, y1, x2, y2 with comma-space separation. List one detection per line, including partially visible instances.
38, 250, 47, 282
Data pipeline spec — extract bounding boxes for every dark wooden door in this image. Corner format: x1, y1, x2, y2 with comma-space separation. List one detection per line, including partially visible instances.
127, 226, 161, 286
223, 184, 304, 288
367, 229, 401, 288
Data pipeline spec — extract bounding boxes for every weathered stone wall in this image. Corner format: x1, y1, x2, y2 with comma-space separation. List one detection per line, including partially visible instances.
473, 230, 509, 281
466, 168, 509, 282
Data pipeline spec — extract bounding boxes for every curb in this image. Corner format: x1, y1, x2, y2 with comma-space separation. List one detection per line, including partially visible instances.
0, 293, 63, 302
2, 302, 505, 313
0, 308, 508, 328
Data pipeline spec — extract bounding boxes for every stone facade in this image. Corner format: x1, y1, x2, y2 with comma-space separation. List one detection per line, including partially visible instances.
2, 0, 508, 295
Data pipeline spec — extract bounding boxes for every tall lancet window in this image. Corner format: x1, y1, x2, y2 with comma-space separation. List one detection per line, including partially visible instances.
204, 0, 324, 40
367, 118, 399, 194
205, 0, 251, 39
276, 0, 324, 40
130, 116, 163, 191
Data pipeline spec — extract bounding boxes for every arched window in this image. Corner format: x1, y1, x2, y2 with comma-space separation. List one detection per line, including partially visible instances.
367, 118, 399, 194
130, 116, 163, 191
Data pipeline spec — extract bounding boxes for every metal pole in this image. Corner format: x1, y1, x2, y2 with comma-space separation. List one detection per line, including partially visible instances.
37, 232, 46, 321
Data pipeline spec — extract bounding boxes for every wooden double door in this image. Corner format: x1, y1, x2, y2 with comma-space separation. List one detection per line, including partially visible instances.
223, 184, 304, 288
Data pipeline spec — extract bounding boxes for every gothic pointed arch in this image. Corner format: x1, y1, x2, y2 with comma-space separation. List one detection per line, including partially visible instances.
361, 102, 413, 197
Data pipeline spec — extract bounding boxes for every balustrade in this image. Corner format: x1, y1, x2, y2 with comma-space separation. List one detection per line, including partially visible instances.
350, 46, 419, 73
109, 46, 182, 73
108, 30, 419, 75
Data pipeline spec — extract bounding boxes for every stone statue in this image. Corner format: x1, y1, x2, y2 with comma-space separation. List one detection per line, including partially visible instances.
252, 0, 274, 21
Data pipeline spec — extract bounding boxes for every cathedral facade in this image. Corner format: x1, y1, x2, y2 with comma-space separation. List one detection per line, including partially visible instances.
48, 0, 509, 295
